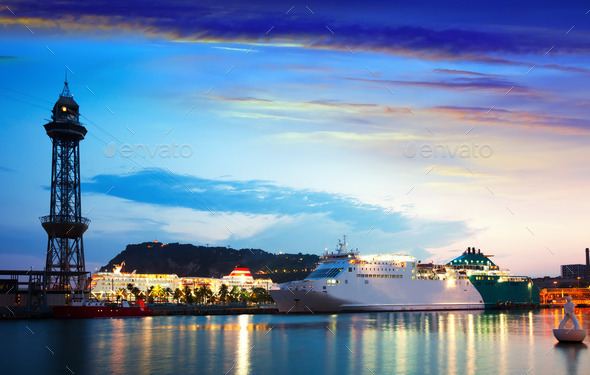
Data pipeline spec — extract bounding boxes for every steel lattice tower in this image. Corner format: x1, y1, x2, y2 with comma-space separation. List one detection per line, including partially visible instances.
40, 78, 90, 291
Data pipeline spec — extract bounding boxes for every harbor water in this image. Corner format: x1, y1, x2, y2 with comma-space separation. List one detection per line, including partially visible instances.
2, 308, 588, 374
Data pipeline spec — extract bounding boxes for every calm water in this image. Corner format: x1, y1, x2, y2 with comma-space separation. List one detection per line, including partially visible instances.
1, 308, 588, 374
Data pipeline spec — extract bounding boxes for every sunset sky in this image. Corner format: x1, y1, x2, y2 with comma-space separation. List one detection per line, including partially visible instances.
1, 1, 589, 276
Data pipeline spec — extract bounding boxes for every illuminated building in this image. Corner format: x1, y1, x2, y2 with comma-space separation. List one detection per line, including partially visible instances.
221, 268, 274, 291
89, 263, 274, 300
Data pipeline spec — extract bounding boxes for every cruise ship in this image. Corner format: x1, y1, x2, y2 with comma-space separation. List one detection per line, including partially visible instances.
270, 237, 540, 313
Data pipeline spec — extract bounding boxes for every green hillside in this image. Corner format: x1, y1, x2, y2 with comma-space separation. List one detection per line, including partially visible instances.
101, 241, 320, 284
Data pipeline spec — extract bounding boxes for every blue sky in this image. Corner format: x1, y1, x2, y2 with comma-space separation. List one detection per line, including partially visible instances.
1, 1, 590, 276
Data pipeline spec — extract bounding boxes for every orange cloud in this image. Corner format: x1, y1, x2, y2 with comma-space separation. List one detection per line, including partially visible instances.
430, 106, 590, 135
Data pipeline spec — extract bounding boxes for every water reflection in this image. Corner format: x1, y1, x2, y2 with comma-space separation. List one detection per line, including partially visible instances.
554, 342, 587, 375
236, 314, 251, 375
466, 313, 475, 375
2, 309, 589, 375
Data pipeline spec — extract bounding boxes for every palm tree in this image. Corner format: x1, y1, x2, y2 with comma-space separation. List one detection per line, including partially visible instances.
194, 286, 202, 304
164, 287, 173, 303
183, 285, 194, 304
116, 288, 126, 302
130, 287, 141, 301
173, 288, 183, 304
218, 284, 229, 303
239, 288, 250, 303
251, 287, 272, 303
147, 286, 155, 303
229, 286, 240, 302
203, 286, 213, 304
151, 284, 164, 303
195, 285, 213, 304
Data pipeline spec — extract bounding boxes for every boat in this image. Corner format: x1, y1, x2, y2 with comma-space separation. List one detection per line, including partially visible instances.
269, 237, 540, 313
52, 295, 153, 318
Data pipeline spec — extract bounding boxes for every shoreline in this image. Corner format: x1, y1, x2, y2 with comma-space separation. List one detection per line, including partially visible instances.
1, 304, 547, 320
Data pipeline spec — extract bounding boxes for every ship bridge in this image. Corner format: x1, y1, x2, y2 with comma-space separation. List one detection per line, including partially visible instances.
447, 247, 498, 270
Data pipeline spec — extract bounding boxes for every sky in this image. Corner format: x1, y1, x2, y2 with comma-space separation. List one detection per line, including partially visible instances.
1, 0, 589, 277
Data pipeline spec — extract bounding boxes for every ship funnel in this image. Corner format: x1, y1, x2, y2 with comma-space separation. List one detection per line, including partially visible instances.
586, 248, 589, 280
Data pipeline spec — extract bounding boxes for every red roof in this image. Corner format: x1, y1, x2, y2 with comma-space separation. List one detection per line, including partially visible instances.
229, 268, 252, 277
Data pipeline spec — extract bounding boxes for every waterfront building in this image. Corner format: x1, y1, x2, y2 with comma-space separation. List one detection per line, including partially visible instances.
180, 277, 222, 294
90, 263, 181, 300
89, 263, 274, 300
221, 268, 274, 291
540, 287, 590, 306
561, 264, 587, 279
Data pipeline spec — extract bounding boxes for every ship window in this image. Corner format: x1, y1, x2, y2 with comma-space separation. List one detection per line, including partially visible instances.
306, 267, 344, 279
349, 267, 352, 272
365, 280, 369, 284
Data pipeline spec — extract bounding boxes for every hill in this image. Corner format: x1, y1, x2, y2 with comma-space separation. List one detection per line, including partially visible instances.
101, 241, 320, 284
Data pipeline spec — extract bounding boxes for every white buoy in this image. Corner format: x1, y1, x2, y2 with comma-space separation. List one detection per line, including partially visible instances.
553, 296, 586, 343
553, 328, 586, 342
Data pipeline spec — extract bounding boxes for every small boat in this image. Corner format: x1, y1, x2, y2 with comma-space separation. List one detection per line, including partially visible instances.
52, 295, 153, 318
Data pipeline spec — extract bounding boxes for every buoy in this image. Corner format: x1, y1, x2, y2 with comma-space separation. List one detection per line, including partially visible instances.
553, 328, 586, 343
553, 296, 586, 343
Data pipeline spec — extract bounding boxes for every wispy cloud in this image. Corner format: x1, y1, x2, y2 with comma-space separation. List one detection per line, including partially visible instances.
432, 69, 492, 77
83, 169, 466, 236
303, 100, 410, 115
273, 130, 416, 144
431, 106, 590, 134
212, 46, 259, 53
210, 96, 273, 104
81, 169, 472, 255
346, 76, 533, 95
3, 0, 590, 67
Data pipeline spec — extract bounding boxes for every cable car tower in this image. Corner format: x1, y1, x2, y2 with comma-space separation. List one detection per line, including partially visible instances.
40, 76, 89, 291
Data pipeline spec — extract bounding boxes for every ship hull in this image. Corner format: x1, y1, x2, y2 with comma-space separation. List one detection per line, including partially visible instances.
52, 305, 153, 318
270, 288, 484, 313
270, 276, 486, 313
468, 275, 540, 308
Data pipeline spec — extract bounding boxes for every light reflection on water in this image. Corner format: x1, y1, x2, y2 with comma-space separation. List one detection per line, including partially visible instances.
1, 308, 589, 375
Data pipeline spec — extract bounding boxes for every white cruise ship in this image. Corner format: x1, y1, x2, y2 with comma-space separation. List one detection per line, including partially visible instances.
269, 237, 539, 313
